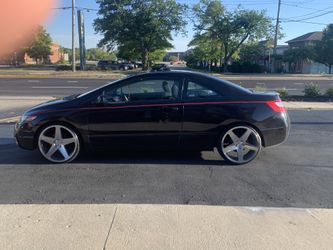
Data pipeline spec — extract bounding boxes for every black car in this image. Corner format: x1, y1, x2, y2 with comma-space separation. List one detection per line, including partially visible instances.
97, 60, 130, 71
151, 64, 171, 72
15, 71, 290, 164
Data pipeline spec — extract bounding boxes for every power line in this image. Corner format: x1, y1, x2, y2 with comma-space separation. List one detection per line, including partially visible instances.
281, 20, 328, 25
282, 4, 333, 19
286, 10, 333, 21
51, 6, 98, 12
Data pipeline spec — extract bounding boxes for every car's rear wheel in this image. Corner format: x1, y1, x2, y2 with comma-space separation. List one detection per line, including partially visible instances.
218, 125, 262, 164
38, 124, 80, 163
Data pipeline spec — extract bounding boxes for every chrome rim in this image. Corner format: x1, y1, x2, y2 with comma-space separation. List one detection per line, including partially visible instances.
221, 126, 261, 164
38, 125, 80, 163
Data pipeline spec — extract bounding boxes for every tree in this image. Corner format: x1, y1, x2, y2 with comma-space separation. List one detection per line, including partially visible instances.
282, 48, 314, 73
239, 42, 264, 63
94, 0, 187, 70
314, 24, 333, 74
149, 49, 168, 63
117, 41, 141, 61
62, 48, 80, 63
188, 32, 223, 69
191, 0, 275, 72
86, 48, 116, 61
26, 26, 52, 63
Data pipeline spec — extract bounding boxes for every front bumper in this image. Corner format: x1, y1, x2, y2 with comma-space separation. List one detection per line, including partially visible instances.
14, 122, 36, 150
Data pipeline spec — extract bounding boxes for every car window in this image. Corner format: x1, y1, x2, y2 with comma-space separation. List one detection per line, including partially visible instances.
100, 79, 181, 104
185, 81, 219, 99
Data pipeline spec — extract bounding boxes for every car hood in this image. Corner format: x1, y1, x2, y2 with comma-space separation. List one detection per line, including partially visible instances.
23, 96, 75, 115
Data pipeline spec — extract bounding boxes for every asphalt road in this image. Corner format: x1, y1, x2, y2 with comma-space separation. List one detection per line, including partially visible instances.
0, 110, 332, 208
0, 75, 333, 97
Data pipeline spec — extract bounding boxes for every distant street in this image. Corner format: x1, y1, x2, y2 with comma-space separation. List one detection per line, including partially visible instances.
0, 73, 333, 97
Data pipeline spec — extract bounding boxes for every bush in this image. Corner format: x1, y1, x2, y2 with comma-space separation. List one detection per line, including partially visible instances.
227, 61, 263, 73
227, 62, 241, 73
303, 82, 321, 97
276, 87, 288, 100
56, 65, 80, 71
325, 88, 333, 98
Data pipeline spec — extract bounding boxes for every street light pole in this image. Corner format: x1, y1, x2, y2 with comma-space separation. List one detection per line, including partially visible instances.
72, 0, 76, 72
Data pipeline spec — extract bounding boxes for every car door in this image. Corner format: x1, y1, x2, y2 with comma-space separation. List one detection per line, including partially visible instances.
180, 77, 226, 150
87, 76, 183, 150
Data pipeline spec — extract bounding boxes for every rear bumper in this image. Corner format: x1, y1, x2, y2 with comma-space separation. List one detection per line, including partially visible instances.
261, 112, 290, 147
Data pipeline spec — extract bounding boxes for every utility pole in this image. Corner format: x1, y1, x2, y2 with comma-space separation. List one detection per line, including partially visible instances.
78, 10, 86, 71
72, 0, 76, 72
272, 0, 281, 73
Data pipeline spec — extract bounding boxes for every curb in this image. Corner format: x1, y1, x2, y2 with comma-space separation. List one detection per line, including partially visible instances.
0, 116, 20, 124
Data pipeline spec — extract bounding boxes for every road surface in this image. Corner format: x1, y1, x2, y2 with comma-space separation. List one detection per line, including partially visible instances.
0, 75, 332, 97
0, 110, 332, 208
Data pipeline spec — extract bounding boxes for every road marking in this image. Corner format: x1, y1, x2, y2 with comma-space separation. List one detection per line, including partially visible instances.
293, 82, 305, 85
67, 80, 78, 83
31, 86, 88, 89
27, 80, 40, 83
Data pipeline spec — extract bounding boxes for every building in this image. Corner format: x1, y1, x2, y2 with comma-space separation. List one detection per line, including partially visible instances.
285, 32, 329, 74
163, 51, 190, 62
257, 40, 288, 73
0, 43, 66, 65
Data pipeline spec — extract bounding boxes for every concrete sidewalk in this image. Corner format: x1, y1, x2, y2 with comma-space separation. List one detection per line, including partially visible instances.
0, 96, 333, 123
0, 204, 332, 250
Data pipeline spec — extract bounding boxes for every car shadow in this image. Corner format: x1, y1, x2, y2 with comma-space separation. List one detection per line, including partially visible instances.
0, 143, 229, 166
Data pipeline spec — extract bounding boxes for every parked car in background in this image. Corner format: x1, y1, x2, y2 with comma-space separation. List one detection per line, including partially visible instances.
15, 71, 290, 164
97, 60, 132, 71
151, 63, 171, 72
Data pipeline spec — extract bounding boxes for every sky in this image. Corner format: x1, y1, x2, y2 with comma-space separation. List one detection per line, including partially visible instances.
44, 0, 333, 52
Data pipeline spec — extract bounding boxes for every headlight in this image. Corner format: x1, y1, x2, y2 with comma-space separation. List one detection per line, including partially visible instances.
20, 114, 37, 123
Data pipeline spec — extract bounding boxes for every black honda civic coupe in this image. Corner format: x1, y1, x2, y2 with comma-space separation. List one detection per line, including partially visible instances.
15, 71, 290, 164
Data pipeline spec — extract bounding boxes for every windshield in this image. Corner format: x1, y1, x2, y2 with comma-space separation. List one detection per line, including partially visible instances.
77, 78, 124, 98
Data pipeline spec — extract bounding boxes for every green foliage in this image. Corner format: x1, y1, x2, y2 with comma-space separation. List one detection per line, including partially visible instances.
282, 47, 315, 73
169, 55, 179, 62
325, 88, 333, 98
313, 24, 333, 74
191, 0, 276, 72
282, 48, 314, 63
150, 49, 168, 63
303, 83, 321, 97
86, 48, 116, 61
26, 26, 52, 63
62, 48, 80, 62
56, 65, 80, 71
239, 42, 264, 63
276, 88, 288, 100
94, 0, 187, 70
227, 61, 263, 73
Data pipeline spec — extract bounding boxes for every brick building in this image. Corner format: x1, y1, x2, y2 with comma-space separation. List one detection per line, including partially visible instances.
0, 43, 66, 65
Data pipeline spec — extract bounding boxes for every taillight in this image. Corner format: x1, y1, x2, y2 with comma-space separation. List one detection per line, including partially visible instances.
266, 100, 286, 112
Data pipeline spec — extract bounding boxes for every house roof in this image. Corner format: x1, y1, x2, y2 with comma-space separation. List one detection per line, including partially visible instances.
286, 32, 323, 44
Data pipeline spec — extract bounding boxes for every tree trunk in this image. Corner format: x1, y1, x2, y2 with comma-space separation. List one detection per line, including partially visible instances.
329, 65, 332, 74
141, 49, 149, 71
223, 43, 228, 73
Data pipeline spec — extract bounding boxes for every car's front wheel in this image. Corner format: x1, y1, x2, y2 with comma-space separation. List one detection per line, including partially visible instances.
37, 124, 80, 163
218, 125, 262, 164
